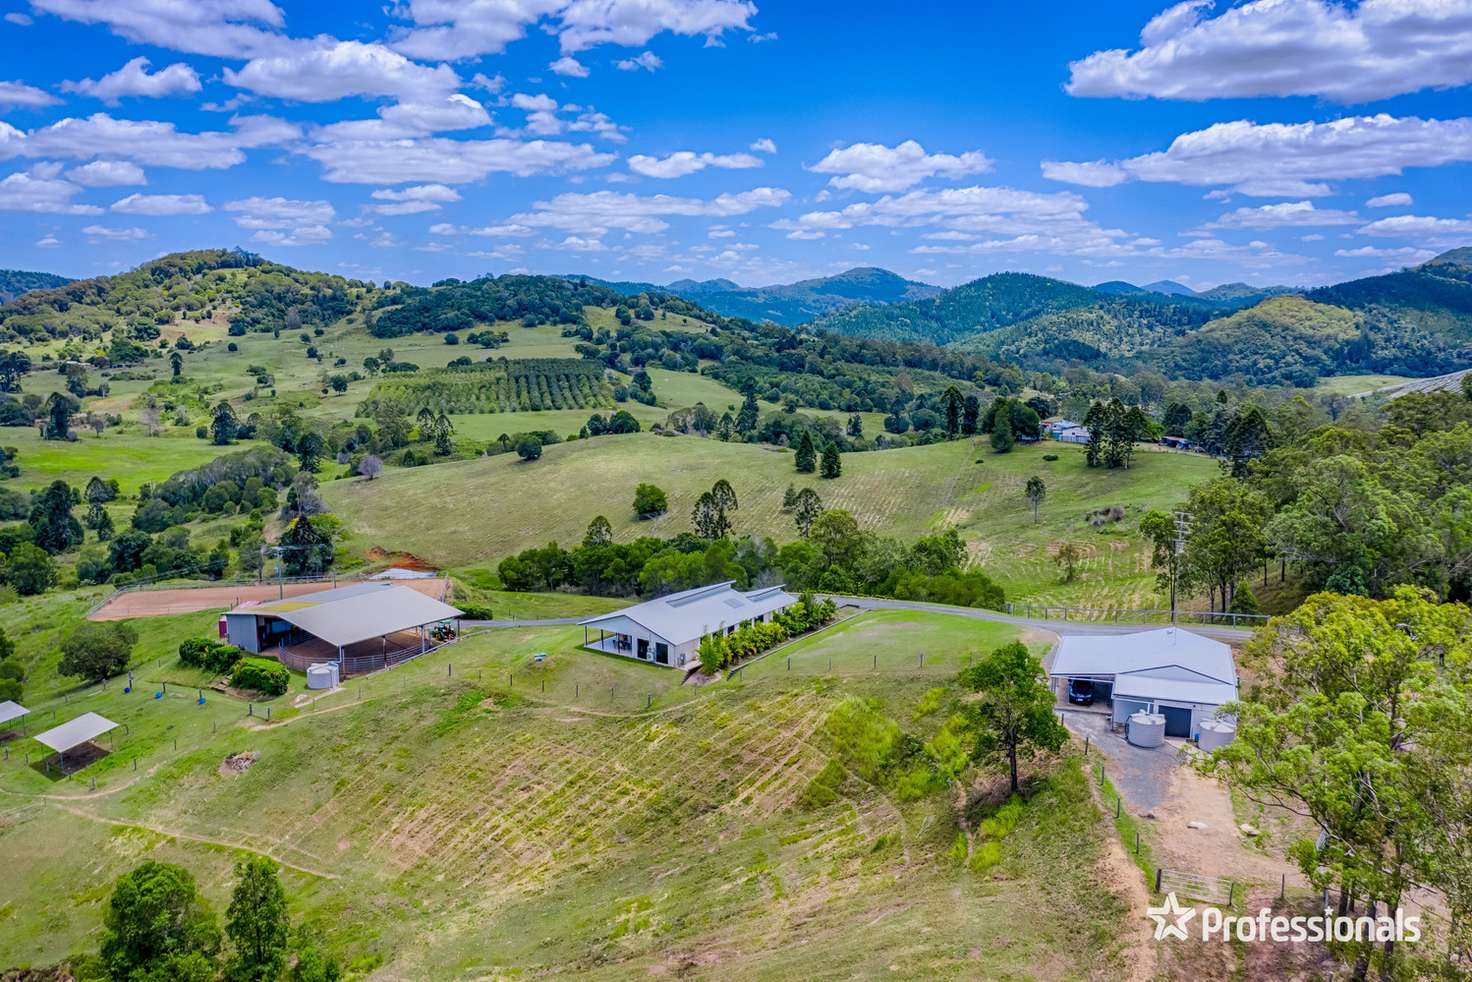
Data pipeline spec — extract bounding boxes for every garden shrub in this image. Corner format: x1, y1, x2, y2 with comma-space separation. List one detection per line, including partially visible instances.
178, 637, 245, 674
230, 657, 289, 696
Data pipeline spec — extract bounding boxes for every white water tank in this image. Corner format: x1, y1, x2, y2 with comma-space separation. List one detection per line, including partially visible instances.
307, 662, 340, 690
1198, 718, 1236, 752
1127, 711, 1166, 748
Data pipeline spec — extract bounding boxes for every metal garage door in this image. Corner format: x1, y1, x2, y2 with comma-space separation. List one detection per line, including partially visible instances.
1160, 705, 1192, 738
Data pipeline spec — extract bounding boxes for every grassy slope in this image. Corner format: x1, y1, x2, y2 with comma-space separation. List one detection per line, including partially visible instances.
327, 433, 1218, 608
0, 603, 1128, 979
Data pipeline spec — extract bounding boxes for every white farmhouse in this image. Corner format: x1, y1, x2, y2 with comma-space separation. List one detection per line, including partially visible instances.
579, 581, 797, 669
1048, 627, 1238, 739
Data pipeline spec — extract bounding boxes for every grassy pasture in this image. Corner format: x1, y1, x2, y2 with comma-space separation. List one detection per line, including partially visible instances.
1, 427, 250, 495
327, 433, 1218, 608
737, 609, 1050, 680
0, 599, 1129, 979
1312, 373, 1414, 396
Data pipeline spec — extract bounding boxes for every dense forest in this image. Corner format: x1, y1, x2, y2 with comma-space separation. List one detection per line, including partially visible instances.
0, 268, 71, 304
0, 249, 368, 345
809, 250, 1472, 386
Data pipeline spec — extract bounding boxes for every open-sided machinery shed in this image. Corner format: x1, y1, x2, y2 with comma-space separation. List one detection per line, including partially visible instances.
0, 700, 29, 734
34, 711, 118, 760
224, 582, 463, 676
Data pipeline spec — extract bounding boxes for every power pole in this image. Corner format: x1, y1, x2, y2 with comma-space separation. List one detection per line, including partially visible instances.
1171, 510, 1192, 625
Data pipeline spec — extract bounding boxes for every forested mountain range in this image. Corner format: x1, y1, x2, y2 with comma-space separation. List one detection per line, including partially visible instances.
0, 269, 71, 304
572, 266, 941, 325
813, 250, 1472, 386
4, 248, 1470, 389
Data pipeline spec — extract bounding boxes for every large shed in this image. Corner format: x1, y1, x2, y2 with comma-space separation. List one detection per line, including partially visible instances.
224, 582, 463, 675
1049, 627, 1237, 739
580, 582, 796, 669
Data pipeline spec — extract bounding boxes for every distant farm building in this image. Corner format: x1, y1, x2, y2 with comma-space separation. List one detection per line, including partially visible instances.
1049, 627, 1237, 739
1053, 425, 1091, 445
224, 582, 463, 676
580, 582, 797, 669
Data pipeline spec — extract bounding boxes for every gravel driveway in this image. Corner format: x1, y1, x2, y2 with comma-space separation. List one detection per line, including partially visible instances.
1062, 708, 1183, 813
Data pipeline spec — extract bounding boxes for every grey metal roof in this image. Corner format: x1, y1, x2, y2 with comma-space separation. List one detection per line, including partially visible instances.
1050, 628, 1235, 682
1050, 628, 1238, 707
0, 700, 29, 725
1111, 675, 1237, 707
35, 711, 118, 753
580, 582, 796, 647
231, 583, 463, 648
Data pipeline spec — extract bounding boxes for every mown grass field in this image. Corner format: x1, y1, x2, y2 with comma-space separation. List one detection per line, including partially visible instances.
0, 600, 1131, 980
327, 433, 1218, 608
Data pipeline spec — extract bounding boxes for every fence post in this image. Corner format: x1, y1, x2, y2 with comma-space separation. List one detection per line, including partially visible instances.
787, 657, 791, 672
1280, 874, 1286, 900
1115, 796, 1121, 819
646, 694, 652, 709
575, 682, 579, 699
1135, 830, 1140, 854
1155, 868, 1163, 892
1084, 735, 1089, 755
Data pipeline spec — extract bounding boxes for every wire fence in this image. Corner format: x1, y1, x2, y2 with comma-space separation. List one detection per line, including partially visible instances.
1005, 602, 1269, 627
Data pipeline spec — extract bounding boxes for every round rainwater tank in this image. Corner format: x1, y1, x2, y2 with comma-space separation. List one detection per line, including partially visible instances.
1127, 711, 1166, 748
1198, 718, 1236, 752
307, 663, 338, 690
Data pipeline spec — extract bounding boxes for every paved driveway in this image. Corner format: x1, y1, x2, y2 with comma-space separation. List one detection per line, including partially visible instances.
1063, 708, 1183, 813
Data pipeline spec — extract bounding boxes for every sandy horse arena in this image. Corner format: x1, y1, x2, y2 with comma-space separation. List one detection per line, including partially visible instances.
89, 577, 449, 621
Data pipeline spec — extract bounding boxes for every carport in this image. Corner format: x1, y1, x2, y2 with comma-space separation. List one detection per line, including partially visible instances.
34, 711, 119, 769
0, 700, 29, 737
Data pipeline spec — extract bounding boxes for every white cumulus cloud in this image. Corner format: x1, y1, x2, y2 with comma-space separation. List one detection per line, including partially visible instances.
0, 79, 60, 107
111, 192, 211, 215
62, 57, 201, 104
368, 183, 461, 215
810, 140, 992, 193
628, 150, 762, 178
1067, 0, 1472, 103
1047, 115, 1472, 197
81, 224, 147, 240
1200, 200, 1360, 230
65, 160, 147, 186
616, 51, 663, 71
549, 56, 590, 77
1366, 191, 1413, 208
0, 170, 101, 213
1040, 159, 1127, 188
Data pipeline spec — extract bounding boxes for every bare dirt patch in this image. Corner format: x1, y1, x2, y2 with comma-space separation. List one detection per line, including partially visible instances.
90, 576, 448, 620
364, 547, 437, 572
219, 751, 258, 776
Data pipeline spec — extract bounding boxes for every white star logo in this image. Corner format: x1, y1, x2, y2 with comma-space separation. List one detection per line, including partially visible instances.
1147, 892, 1196, 941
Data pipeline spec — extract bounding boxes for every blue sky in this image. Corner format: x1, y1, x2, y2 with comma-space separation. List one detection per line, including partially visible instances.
2, 0, 1472, 289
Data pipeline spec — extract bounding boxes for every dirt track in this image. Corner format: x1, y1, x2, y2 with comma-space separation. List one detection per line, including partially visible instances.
89, 577, 448, 621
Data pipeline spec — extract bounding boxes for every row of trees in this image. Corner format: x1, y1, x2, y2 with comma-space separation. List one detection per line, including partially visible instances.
497, 506, 1005, 613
